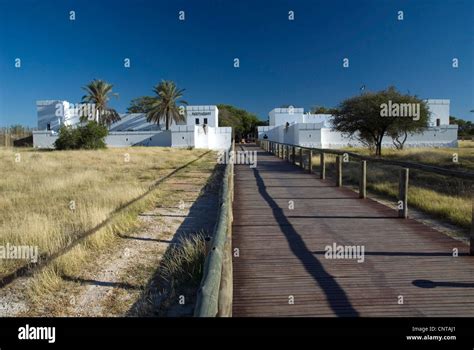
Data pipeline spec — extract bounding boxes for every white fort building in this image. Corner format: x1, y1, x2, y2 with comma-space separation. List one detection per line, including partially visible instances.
33, 100, 232, 150
258, 99, 458, 148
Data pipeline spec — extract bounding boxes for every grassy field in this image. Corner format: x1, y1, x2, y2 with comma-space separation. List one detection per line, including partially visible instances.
309, 141, 473, 231
0, 147, 213, 279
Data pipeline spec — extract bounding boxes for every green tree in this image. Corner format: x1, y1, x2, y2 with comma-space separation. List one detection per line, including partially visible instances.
450, 115, 474, 138
217, 104, 265, 141
54, 122, 108, 150
310, 106, 338, 114
127, 96, 155, 113
81, 79, 121, 126
146, 80, 187, 130
332, 86, 429, 156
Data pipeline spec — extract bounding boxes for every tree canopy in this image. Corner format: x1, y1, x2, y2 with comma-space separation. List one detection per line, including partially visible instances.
217, 104, 265, 141
450, 116, 474, 137
127, 96, 155, 113
146, 81, 187, 130
81, 79, 121, 126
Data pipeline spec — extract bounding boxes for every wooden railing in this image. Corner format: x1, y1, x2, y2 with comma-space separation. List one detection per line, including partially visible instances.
194, 142, 234, 317
259, 140, 474, 255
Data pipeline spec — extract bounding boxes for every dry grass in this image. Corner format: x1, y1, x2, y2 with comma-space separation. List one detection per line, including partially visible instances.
0, 147, 209, 278
343, 140, 474, 171
130, 232, 207, 317
309, 143, 473, 230
160, 233, 206, 287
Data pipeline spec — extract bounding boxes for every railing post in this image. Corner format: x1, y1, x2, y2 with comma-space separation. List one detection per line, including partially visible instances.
470, 200, 473, 255
286, 145, 290, 161
320, 153, 325, 179
205, 236, 212, 256
292, 146, 296, 165
359, 160, 366, 199
398, 168, 409, 218
299, 148, 303, 168
336, 156, 342, 187
308, 150, 312, 173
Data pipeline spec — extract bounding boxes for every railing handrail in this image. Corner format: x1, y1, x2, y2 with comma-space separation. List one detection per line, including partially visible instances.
263, 140, 474, 181
194, 143, 234, 317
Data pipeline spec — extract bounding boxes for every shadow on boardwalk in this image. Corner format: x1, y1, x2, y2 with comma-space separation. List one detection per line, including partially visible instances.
251, 167, 359, 317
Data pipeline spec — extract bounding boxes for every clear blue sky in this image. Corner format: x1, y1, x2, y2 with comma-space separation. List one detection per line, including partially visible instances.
0, 0, 473, 127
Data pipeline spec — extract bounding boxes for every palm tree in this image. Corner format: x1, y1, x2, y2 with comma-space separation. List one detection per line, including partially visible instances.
146, 80, 187, 130
81, 79, 121, 126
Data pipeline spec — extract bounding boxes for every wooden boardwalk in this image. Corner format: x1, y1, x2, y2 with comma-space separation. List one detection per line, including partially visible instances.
232, 144, 474, 317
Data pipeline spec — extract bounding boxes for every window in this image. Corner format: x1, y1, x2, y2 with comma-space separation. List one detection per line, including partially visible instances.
195, 118, 200, 125
204, 118, 208, 125
436, 118, 441, 127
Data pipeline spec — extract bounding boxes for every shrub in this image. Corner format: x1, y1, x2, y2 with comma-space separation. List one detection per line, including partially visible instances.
54, 122, 108, 150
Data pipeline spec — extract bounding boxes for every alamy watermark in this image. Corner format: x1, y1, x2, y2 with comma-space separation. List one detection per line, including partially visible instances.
217, 150, 257, 168
0, 243, 38, 263
380, 100, 420, 121
55, 102, 97, 120
325, 242, 365, 263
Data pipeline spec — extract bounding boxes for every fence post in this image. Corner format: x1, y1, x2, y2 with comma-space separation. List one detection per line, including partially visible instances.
286, 145, 290, 161
470, 200, 473, 256
205, 236, 212, 256
320, 153, 325, 179
308, 150, 312, 173
292, 146, 296, 165
299, 148, 303, 168
359, 160, 366, 199
398, 168, 409, 218
336, 156, 342, 187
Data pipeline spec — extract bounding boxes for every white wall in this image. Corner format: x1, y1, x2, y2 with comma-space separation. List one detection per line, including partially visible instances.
33, 131, 173, 148
321, 125, 458, 148
269, 108, 304, 126
186, 105, 219, 128
194, 125, 231, 150
257, 124, 458, 149
37, 100, 81, 131
426, 99, 450, 126
32, 131, 59, 148
303, 114, 332, 127
106, 131, 171, 147
171, 125, 195, 148
296, 123, 324, 147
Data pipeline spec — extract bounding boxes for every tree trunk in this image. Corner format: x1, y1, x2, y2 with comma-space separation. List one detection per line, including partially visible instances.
376, 138, 383, 156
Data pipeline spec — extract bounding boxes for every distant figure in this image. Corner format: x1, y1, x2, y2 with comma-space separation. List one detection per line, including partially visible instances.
263, 134, 268, 139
